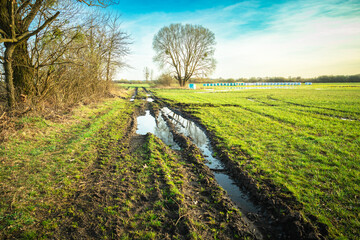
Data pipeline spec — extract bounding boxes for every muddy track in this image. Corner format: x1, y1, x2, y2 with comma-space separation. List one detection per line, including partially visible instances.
149, 91, 327, 239
46, 99, 252, 239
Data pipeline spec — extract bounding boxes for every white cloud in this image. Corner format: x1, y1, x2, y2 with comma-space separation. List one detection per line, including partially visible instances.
115, 0, 360, 80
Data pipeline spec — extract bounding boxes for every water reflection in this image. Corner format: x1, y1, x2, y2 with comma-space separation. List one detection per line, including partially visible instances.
136, 107, 261, 219
160, 107, 261, 216
136, 110, 180, 149
213, 172, 259, 214
136, 110, 156, 135
161, 107, 223, 170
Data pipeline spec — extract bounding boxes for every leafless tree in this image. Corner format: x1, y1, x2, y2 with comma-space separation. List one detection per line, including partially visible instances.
153, 23, 216, 87
143, 66, 150, 81
0, 0, 127, 110
77, 0, 119, 6
28, 11, 130, 108
104, 15, 131, 83
0, 0, 60, 108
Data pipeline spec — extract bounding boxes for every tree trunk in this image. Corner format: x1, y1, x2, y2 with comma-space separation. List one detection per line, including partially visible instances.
181, 79, 185, 87
13, 42, 34, 95
4, 44, 16, 109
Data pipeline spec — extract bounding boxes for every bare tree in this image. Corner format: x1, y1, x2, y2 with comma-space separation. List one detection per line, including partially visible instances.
105, 15, 131, 83
0, 0, 60, 108
28, 12, 130, 107
77, 0, 119, 6
0, 0, 122, 109
143, 66, 150, 81
153, 23, 216, 87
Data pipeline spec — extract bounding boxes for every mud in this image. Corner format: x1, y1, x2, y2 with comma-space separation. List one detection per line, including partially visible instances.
151, 91, 327, 240
46, 88, 326, 239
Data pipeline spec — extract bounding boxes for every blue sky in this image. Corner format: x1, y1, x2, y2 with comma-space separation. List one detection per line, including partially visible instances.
104, 0, 360, 80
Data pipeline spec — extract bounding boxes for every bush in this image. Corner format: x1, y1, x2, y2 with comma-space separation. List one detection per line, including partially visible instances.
156, 74, 176, 87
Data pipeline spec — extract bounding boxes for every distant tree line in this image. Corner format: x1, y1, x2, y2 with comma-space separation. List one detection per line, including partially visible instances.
188, 74, 360, 84
114, 74, 360, 87
0, 0, 130, 112
114, 80, 154, 84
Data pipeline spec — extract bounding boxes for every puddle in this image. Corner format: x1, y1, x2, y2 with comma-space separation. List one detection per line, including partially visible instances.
130, 87, 138, 102
136, 110, 156, 135
161, 108, 224, 170
213, 172, 260, 214
137, 107, 262, 215
136, 105, 266, 238
136, 110, 180, 150
161, 107, 261, 215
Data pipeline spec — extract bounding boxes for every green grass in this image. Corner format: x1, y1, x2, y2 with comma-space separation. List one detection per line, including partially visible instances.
0, 94, 134, 238
154, 83, 360, 239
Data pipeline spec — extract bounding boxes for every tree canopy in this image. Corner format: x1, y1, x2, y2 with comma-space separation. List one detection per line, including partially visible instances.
153, 23, 216, 87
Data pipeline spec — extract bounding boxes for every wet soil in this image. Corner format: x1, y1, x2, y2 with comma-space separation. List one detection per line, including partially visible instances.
37, 89, 327, 239
152, 93, 328, 240
45, 102, 254, 239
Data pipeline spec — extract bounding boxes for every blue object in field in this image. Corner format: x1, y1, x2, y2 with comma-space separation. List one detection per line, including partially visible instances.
189, 84, 196, 89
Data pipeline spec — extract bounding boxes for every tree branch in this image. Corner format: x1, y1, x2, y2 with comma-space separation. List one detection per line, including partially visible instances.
17, 0, 31, 15
23, 0, 44, 30
77, 0, 112, 7
10, 0, 16, 39
0, 38, 18, 43
17, 11, 60, 44
0, 29, 8, 39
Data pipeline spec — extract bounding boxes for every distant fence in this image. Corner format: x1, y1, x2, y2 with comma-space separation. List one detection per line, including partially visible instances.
188, 82, 314, 89
202, 82, 302, 87
189, 82, 312, 89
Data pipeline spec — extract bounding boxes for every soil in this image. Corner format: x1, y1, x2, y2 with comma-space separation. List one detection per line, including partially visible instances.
42, 102, 255, 239
152, 93, 328, 240
21, 90, 328, 239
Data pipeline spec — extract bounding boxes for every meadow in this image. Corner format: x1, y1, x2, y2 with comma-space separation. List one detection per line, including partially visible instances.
117, 83, 153, 88
0, 88, 254, 239
153, 83, 360, 239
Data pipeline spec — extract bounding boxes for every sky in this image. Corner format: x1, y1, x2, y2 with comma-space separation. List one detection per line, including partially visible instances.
104, 0, 360, 80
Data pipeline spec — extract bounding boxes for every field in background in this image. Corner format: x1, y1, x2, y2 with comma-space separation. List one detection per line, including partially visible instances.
117, 83, 153, 88
153, 83, 360, 239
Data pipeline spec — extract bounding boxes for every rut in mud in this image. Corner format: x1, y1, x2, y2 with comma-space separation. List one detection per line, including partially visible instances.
45, 93, 254, 239
41, 87, 322, 239
137, 88, 324, 240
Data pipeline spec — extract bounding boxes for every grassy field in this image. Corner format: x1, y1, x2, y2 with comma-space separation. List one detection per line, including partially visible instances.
153, 83, 360, 239
117, 83, 153, 88
0, 91, 136, 238
0, 88, 255, 239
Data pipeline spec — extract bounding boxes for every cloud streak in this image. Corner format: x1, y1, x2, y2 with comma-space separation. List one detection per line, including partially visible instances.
112, 0, 360, 80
